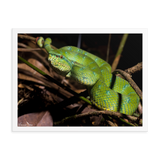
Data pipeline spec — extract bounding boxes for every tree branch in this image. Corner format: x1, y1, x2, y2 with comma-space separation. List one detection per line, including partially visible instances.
125, 62, 142, 74
53, 110, 138, 126
18, 48, 42, 52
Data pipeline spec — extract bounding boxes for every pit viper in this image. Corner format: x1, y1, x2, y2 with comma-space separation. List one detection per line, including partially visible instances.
36, 37, 140, 115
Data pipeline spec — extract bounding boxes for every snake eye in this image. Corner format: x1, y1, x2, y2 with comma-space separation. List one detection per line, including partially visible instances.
55, 55, 63, 58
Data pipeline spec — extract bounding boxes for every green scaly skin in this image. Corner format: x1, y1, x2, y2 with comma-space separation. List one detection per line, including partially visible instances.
37, 37, 140, 115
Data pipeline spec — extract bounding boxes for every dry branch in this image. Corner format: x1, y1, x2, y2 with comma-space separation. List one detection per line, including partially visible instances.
125, 62, 142, 74
53, 110, 138, 126
18, 43, 49, 68
18, 48, 42, 52
18, 68, 73, 99
18, 34, 36, 41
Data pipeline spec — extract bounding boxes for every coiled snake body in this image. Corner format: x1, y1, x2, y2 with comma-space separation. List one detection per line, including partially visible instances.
37, 37, 140, 115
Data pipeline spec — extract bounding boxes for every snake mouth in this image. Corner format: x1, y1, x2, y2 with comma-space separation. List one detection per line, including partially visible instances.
53, 67, 70, 76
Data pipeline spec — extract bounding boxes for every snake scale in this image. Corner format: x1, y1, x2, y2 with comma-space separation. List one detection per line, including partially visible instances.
36, 37, 140, 115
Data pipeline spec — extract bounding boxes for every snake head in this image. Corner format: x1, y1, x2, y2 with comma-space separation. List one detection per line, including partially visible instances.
48, 53, 72, 76
44, 38, 52, 45
36, 37, 44, 48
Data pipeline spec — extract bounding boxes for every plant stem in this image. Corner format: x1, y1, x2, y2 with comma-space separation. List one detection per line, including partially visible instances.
106, 34, 111, 62
112, 34, 128, 72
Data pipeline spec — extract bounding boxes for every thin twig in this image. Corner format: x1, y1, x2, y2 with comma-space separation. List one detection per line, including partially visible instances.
125, 62, 142, 74
18, 48, 42, 52
18, 68, 73, 99
53, 110, 138, 126
18, 43, 49, 68
138, 103, 143, 114
18, 34, 36, 41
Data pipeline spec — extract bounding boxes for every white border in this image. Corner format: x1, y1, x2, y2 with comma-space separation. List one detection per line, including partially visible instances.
13, 28, 148, 34
9, 28, 11, 132
12, 28, 147, 131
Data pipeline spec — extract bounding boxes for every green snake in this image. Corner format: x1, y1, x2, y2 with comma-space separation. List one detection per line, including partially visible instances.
36, 37, 140, 115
